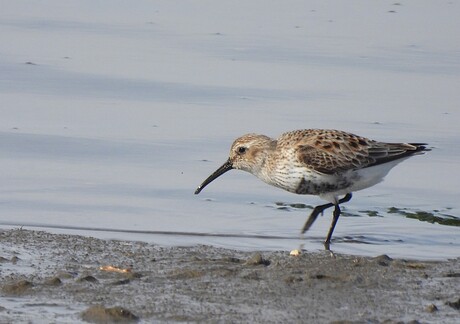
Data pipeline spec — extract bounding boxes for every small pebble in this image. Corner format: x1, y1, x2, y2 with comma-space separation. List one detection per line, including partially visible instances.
425, 304, 438, 313
245, 253, 270, 266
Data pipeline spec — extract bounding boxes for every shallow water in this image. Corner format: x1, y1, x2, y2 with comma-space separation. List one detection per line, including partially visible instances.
0, 0, 459, 260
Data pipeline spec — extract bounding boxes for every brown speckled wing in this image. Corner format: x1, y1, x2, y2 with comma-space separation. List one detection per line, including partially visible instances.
290, 129, 425, 174
296, 144, 371, 174
290, 130, 372, 174
366, 142, 427, 166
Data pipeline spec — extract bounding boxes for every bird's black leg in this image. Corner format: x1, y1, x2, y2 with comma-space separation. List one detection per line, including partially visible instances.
324, 193, 353, 250
338, 193, 352, 205
301, 202, 334, 234
301, 193, 352, 235
324, 204, 341, 250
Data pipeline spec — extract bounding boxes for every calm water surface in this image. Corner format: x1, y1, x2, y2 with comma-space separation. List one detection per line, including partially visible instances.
1, 0, 459, 260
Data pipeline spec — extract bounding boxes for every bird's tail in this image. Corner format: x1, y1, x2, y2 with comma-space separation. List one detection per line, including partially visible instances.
408, 143, 430, 154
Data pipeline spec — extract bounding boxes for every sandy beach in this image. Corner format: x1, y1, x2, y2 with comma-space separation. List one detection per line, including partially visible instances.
1, 229, 459, 323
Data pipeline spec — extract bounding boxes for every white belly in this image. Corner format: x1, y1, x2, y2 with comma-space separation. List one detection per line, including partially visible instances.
256, 158, 407, 203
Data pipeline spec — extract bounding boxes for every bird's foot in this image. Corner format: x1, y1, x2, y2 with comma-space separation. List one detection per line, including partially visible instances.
323, 240, 336, 258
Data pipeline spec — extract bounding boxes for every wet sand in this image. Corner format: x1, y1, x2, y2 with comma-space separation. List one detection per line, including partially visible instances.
1, 229, 459, 323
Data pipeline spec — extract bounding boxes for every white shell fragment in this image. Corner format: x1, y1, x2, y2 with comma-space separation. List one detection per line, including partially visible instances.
289, 249, 301, 256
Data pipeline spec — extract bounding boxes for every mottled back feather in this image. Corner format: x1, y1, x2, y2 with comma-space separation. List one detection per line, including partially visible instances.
277, 129, 427, 174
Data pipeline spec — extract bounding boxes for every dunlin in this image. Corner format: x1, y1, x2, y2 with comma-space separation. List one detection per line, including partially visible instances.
195, 129, 428, 248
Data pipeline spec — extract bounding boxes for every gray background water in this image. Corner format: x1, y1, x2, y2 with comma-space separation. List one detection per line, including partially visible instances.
1, 0, 459, 259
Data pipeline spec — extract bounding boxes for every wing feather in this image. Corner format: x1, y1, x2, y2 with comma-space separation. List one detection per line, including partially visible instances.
283, 130, 427, 174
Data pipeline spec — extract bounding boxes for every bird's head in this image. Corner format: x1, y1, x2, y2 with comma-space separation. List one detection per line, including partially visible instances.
194, 134, 273, 194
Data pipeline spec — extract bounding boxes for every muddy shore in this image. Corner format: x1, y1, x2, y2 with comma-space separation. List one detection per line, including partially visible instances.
0, 229, 459, 323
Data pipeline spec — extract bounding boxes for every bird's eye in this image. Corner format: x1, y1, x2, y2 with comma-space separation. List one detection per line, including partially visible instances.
237, 146, 247, 154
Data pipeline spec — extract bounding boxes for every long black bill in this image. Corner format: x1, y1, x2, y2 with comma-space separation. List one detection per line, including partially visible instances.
194, 159, 233, 194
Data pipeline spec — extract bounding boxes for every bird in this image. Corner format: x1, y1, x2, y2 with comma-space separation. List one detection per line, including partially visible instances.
194, 129, 428, 249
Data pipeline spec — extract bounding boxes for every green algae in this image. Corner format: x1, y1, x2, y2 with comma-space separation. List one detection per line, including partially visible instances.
275, 202, 312, 209
359, 210, 380, 217
388, 207, 460, 226
274, 202, 459, 226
